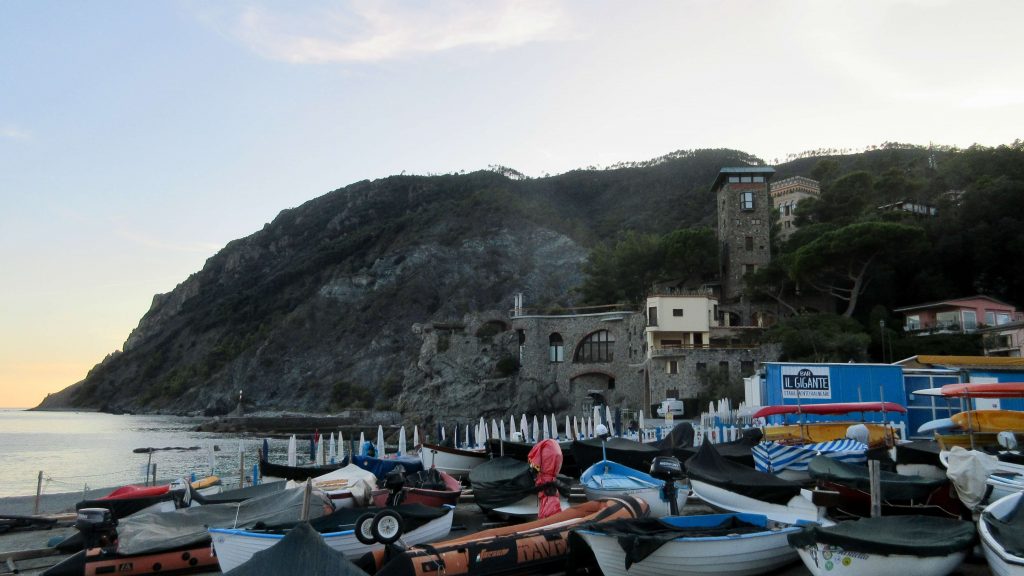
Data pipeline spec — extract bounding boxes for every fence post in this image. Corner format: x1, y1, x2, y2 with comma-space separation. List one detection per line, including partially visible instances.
34, 471, 43, 515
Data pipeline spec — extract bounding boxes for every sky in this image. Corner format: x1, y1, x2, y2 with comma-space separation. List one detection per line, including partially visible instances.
1, 1, 1022, 408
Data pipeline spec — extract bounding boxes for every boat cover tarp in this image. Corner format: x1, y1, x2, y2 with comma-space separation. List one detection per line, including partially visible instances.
575, 515, 765, 569
529, 439, 564, 519
807, 455, 946, 501
223, 522, 368, 576
945, 447, 1000, 509
190, 480, 287, 505
116, 485, 333, 555
674, 428, 761, 468
684, 441, 801, 505
468, 457, 538, 512
984, 494, 1024, 557
895, 440, 943, 467
76, 489, 185, 520
353, 455, 424, 478
651, 423, 695, 452
787, 515, 976, 556
403, 468, 452, 491
287, 464, 378, 507
572, 437, 662, 473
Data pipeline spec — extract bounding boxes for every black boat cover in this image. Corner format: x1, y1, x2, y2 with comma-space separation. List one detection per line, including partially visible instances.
468, 457, 538, 512
651, 423, 695, 452
223, 522, 368, 576
684, 441, 802, 505
258, 458, 348, 481
807, 455, 946, 501
984, 494, 1024, 557
116, 485, 333, 554
674, 428, 761, 468
895, 440, 943, 467
573, 516, 765, 569
788, 515, 976, 557
572, 437, 662, 473
486, 439, 580, 476
404, 468, 450, 491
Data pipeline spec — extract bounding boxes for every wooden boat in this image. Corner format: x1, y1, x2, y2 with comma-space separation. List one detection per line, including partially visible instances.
807, 455, 964, 518
580, 459, 687, 518
258, 457, 348, 481
210, 504, 455, 572
751, 438, 867, 481
219, 522, 367, 576
684, 441, 829, 526
418, 443, 487, 480
75, 483, 188, 520
576, 512, 800, 576
363, 497, 648, 576
788, 515, 976, 576
755, 402, 905, 448
400, 468, 462, 508
980, 491, 1024, 576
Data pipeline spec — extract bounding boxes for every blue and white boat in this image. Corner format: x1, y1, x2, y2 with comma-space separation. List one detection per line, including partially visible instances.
575, 512, 800, 576
752, 439, 867, 481
580, 459, 687, 518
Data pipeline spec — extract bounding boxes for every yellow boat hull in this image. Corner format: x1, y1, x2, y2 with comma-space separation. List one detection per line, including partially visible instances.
950, 410, 1024, 433
761, 422, 896, 447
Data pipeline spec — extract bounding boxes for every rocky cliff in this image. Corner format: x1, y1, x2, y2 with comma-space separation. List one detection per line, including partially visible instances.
37, 149, 763, 423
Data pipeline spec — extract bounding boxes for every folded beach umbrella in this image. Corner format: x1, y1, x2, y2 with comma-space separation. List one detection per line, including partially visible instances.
398, 426, 407, 456
287, 435, 297, 467
376, 425, 385, 458
328, 434, 336, 464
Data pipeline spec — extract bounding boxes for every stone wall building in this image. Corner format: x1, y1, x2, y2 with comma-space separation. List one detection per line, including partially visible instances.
770, 176, 820, 242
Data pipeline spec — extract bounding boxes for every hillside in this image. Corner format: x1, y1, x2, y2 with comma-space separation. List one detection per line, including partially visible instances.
37, 149, 760, 419
37, 142, 1024, 422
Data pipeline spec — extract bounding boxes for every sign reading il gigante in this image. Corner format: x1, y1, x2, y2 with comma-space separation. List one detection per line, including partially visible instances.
781, 366, 832, 399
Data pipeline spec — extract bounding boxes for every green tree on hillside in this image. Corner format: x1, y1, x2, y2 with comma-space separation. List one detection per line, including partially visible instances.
788, 221, 927, 318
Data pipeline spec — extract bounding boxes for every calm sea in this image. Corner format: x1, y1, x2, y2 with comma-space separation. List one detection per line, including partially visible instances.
0, 409, 295, 498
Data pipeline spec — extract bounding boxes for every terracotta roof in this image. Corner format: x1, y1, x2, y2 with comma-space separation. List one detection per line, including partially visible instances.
910, 355, 1024, 368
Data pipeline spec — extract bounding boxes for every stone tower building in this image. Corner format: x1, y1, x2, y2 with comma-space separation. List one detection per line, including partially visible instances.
713, 167, 775, 303
770, 176, 820, 242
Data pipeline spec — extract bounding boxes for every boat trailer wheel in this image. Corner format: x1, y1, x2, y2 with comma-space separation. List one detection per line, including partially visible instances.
355, 512, 377, 545
371, 510, 405, 544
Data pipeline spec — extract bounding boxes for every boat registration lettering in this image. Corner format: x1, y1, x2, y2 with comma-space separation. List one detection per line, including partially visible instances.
477, 549, 510, 561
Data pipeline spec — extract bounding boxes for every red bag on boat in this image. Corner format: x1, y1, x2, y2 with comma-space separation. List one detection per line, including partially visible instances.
528, 438, 563, 519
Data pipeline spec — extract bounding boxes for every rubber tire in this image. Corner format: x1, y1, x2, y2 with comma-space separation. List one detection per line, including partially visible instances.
355, 512, 377, 545
371, 510, 405, 544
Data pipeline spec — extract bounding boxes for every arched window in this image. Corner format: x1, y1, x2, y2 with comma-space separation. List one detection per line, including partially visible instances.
549, 333, 564, 363
574, 330, 615, 363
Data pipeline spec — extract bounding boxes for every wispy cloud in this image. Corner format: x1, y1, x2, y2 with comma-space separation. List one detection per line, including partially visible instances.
233, 0, 569, 63
1, 126, 31, 141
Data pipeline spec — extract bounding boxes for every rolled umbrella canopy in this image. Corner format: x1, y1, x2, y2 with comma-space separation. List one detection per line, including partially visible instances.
328, 434, 336, 464
398, 426, 407, 456
338, 432, 345, 462
533, 416, 540, 442
376, 425, 385, 458
520, 415, 529, 440
287, 435, 297, 467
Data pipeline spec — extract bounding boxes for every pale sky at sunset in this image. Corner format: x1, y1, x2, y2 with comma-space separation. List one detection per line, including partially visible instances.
2, 1, 1022, 407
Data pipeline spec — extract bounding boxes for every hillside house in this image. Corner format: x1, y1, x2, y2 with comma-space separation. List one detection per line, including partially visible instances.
894, 295, 1020, 335
770, 176, 820, 242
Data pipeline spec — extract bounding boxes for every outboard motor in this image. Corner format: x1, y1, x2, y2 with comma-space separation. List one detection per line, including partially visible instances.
75, 508, 117, 549
649, 456, 685, 515
382, 464, 407, 506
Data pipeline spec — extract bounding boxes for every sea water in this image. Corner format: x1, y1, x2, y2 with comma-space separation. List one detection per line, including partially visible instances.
0, 409, 298, 498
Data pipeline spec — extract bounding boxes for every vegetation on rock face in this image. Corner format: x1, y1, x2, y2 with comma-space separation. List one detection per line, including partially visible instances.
36, 142, 1024, 417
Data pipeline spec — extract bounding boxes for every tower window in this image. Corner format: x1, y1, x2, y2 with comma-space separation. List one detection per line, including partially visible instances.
745, 236, 754, 251
741, 191, 754, 210
672, 309, 683, 317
